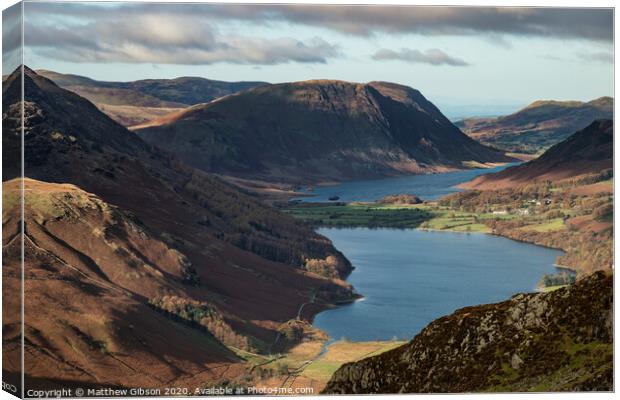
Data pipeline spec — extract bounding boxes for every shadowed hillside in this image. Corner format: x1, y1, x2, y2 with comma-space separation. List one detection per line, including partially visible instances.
135, 80, 513, 183
456, 98, 612, 153
2, 67, 356, 390
3, 178, 244, 389
462, 119, 612, 190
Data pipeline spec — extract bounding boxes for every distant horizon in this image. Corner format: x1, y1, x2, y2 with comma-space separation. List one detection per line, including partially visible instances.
9, 64, 612, 121
2, 3, 613, 114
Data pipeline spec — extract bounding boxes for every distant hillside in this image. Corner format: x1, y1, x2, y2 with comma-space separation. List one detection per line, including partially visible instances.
135, 80, 513, 183
456, 97, 613, 153
36, 69, 267, 126
324, 271, 612, 393
3, 67, 354, 389
462, 119, 612, 190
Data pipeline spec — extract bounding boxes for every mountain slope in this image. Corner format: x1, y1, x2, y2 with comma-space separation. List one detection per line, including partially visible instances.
462, 119, 613, 190
36, 69, 267, 126
323, 271, 613, 393
135, 80, 513, 183
3, 178, 244, 389
3, 67, 355, 389
456, 97, 613, 153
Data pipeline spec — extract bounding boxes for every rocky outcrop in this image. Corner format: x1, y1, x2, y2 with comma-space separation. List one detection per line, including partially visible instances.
323, 271, 612, 393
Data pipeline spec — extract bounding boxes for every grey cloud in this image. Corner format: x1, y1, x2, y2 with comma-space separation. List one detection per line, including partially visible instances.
18, 3, 612, 66
3, 3, 22, 74
372, 48, 469, 66
23, 15, 338, 65
25, 3, 613, 42
577, 51, 613, 64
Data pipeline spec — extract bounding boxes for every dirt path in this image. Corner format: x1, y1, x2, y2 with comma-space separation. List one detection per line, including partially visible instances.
296, 292, 317, 320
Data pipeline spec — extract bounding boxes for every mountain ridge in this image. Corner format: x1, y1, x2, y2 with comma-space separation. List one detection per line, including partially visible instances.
135, 79, 514, 183
35, 69, 268, 126
456, 97, 613, 153
461, 119, 613, 190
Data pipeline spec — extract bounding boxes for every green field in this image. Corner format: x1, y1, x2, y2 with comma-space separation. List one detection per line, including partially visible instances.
283, 203, 433, 229
520, 218, 566, 233
540, 285, 567, 293
283, 202, 510, 233
301, 340, 406, 382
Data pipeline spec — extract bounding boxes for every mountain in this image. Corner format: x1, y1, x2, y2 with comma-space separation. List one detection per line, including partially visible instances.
35, 69, 267, 127
323, 271, 613, 393
3, 67, 355, 390
135, 80, 513, 183
456, 97, 613, 154
461, 119, 613, 190
3, 178, 243, 389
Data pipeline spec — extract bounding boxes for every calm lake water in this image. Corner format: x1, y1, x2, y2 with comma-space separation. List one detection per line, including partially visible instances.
297, 163, 519, 202
314, 228, 564, 342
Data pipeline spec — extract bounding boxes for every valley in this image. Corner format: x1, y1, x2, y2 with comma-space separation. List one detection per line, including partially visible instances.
3, 65, 613, 395
279, 119, 612, 392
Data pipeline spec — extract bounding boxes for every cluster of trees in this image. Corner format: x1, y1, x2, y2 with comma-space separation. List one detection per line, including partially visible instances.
149, 295, 253, 351
539, 271, 576, 288
277, 319, 306, 343
378, 194, 423, 205
181, 171, 352, 279
305, 255, 341, 278
556, 169, 613, 188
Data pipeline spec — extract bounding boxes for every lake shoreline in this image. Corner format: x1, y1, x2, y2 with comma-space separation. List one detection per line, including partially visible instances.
311, 226, 563, 343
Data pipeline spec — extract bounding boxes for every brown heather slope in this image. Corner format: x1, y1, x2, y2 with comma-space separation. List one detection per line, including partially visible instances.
135, 80, 513, 184
456, 97, 612, 154
2, 67, 356, 389
462, 120, 613, 190
3, 179, 244, 389
36, 69, 267, 127
324, 271, 613, 393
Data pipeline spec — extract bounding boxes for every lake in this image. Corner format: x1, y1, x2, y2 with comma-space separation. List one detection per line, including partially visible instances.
314, 228, 564, 342
296, 163, 519, 202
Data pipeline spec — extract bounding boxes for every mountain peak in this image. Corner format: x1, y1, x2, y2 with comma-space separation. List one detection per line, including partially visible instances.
135, 78, 511, 183
524, 99, 584, 109
458, 95, 613, 153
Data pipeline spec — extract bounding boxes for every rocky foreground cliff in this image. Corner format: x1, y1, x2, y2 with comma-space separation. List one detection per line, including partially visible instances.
324, 271, 612, 393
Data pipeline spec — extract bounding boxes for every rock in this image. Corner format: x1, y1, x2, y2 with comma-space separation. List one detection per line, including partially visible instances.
510, 353, 524, 370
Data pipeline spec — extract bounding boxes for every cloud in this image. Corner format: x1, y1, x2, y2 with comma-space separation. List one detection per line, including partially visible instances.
2, 3, 22, 74
15, 3, 612, 67
576, 51, 613, 64
372, 48, 469, 66
22, 15, 339, 65
25, 3, 613, 42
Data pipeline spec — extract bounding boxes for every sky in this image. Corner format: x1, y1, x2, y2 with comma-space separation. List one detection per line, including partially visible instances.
2, 2, 614, 118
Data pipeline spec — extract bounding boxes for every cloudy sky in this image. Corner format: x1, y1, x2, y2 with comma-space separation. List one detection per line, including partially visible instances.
3, 2, 614, 117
